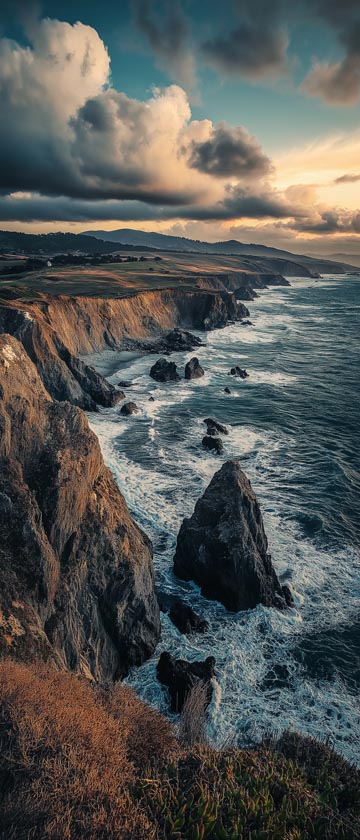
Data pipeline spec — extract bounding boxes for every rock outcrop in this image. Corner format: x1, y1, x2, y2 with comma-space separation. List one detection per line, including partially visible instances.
150, 358, 181, 382
157, 652, 216, 712
169, 600, 209, 635
185, 357, 205, 380
230, 366, 249, 378
202, 436, 224, 455
0, 335, 160, 679
173, 460, 286, 612
120, 401, 139, 416
204, 418, 229, 436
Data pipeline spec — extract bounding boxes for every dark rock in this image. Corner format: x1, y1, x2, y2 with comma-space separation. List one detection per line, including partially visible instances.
204, 417, 228, 436
224, 387, 231, 394
281, 584, 294, 607
150, 357, 181, 382
164, 329, 203, 351
240, 320, 254, 326
174, 459, 285, 612
118, 380, 133, 388
120, 401, 139, 416
185, 357, 205, 380
148, 395, 155, 402
169, 600, 209, 635
202, 436, 224, 455
157, 651, 216, 712
0, 334, 160, 678
230, 366, 249, 378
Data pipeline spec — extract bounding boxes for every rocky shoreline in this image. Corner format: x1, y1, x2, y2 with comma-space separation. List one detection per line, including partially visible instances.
0, 280, 293, 712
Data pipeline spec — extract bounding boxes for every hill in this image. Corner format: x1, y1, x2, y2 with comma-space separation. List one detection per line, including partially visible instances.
84, 227, 356, 274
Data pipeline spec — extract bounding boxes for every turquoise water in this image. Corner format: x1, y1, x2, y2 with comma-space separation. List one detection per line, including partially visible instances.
89, 275, 360, 763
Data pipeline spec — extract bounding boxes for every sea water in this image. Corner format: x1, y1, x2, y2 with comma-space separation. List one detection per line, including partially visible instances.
88, 275, 360, 763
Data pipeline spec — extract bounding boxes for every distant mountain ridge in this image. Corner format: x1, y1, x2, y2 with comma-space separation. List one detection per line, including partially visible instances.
84, 228, 355, 273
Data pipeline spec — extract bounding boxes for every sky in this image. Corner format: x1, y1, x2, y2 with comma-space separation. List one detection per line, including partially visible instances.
0, 0, 360, 255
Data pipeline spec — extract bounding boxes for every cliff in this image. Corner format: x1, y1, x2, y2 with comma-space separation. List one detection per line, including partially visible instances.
0, 334, 160, 679
0, 287, 247, 409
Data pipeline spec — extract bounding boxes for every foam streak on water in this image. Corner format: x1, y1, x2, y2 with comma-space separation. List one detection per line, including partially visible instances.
89, 275, 360, 763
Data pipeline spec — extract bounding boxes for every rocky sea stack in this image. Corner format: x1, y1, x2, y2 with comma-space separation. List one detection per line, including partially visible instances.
150, 357, 181, 382
184, 357, 205, 380
174, 460, 287, 612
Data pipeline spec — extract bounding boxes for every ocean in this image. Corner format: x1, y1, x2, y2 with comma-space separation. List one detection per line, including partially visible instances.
88, 274, 360, 763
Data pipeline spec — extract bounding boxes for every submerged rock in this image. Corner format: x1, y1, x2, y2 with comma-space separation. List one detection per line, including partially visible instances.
224, 386, 231, 394
118, 380, 133, 388
169, 599, 209, 634
204, 417, 229, 436
185, 357, 205, 380
202, 435, 224, 455
174, 459, 286, 612
157, 651, 216, 712
150, 357, 181, 382
230, 366, 249, 378
120, 401, 139, 416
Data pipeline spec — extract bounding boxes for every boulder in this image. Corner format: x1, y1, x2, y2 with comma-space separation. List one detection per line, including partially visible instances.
185, 357, 205, 380
204, 417, 228, 436
157, 651, 215, 712
120, 401, 139, 416
164, 329, 203, 351
150, 358, 181, 382
174, 459, 286, 612
169, 600, 209, 634
224, 386, 231, 394
230, 366, 249, 378
202, 436, 224, 455
118, 380, 133, 388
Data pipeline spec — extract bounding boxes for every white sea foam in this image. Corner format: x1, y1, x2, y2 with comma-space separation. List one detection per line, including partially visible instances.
88, 279, 360, 764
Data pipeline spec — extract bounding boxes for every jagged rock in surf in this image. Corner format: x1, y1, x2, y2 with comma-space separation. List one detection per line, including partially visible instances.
169, 600, 209, 635
120, 401, 139, 416
204, 417, 229, 436
230, 366, 249, 378
150, 357, 181, 382
157, 651, 215, 712
174, 459, 286, 612
185, 357, 205, 380
202, 436, 224, 455
224, 386, 231, 394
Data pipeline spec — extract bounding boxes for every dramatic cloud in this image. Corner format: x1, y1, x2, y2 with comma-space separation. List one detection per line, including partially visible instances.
291, 208, 360, 234
131, 0, 196, 88
188, 122, 272, 178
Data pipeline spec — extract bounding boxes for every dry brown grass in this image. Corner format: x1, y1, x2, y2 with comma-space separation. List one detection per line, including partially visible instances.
1, 660, 359, 840
0, 660, 176, 839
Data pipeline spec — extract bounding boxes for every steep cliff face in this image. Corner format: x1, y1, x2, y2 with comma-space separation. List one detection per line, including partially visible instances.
0, 288, 247, 409
0, 334, 160, 679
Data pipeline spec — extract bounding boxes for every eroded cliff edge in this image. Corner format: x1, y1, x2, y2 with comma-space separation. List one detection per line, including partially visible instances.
0, 287, 248, 409
0, 334, 160, 679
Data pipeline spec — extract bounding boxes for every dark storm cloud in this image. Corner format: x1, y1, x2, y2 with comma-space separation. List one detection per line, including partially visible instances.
131, 0, 195, 87
179, 185, 301, 222
0, 195, 168, 223
335, 173, 360, 184
302, 1, 360, 104
202, 24, 288, 80
188, 122, 272, 179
